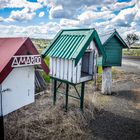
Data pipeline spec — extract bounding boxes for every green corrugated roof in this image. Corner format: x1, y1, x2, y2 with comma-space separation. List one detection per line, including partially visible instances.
42, 28, 106, 65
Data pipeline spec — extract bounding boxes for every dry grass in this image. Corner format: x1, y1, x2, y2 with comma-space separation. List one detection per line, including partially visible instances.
4, 92, 96, 140
4, 69, 140, 140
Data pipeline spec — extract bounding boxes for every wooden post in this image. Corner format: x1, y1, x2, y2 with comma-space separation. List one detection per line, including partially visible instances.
80, 82, 85, 111
53, 80, 57, 105
93, 52, 97, 90
101, 67, 112, 95
65, 83, 69, 111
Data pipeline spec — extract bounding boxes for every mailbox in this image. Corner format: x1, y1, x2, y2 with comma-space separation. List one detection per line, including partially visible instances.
42, 28, 106, 110
98, 30, 128, 66
42, 28, 106, 84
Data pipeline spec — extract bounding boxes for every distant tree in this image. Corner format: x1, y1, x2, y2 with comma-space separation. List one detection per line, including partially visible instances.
126, 33, 139, 46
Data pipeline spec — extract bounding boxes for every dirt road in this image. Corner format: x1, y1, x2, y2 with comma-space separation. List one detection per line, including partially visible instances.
120, 57, 140, 73
90, 66, 140, 140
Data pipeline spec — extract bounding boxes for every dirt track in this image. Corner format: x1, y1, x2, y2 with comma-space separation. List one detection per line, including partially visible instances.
90, 68, 140, 140
4, 67, 140, 140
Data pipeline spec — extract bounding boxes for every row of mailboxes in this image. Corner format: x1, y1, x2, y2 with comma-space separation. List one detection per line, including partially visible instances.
42, 29, 128, 84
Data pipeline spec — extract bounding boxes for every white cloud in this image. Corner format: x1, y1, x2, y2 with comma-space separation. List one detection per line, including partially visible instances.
0, 22, 61, 39
101, 6, 108, 11
4, 17, 14, 22
0, 0, 43, 22
0, 0, 139, 39
134, 1, 140, 21
111, 0, 136, 11
8, 8, 36, 21
48, 0, 116, 19
78, 10, 115, 23
0, 0, 42, 11
60, 18, 80, 27
39, 11, 45, 17
37, 0, 47, 6
49, 5, 74, 19
134, 10, 140, 21
0, 17, 4, 22
84, 5, 97, 11
112, 6, 137, 27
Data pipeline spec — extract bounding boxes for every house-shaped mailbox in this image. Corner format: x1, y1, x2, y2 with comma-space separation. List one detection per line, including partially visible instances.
42, 28, 106, 110
0, 37, 49, 116
42, 28, 106, 84
98, 30, 128, 66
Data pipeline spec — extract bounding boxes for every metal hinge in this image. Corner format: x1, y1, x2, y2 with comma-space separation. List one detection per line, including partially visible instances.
1, 88, 11, 93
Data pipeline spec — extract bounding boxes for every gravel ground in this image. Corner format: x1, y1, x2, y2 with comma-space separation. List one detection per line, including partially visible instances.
4, 68, 140, 140
90, 68, 140, 140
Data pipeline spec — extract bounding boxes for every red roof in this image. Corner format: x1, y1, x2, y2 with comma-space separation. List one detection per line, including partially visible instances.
0, 37, 49, 84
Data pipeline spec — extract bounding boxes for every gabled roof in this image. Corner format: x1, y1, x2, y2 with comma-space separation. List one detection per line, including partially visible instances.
42, 28, 106, 65
0, 37, 49, 84
99, 30, 129, 48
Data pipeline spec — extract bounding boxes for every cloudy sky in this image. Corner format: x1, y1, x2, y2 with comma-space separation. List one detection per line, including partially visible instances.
0, 0, 139, 39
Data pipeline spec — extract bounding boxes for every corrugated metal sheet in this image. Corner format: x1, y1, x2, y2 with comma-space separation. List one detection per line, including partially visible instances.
44, 30, 92, 59
42, 28, 106, 66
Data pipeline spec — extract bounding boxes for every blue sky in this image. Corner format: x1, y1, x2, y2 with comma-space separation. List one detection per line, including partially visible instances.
0, 0, 139, 39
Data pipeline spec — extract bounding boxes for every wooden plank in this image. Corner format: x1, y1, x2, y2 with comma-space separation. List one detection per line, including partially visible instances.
72, 60, 77, 83
89, 52, 94, 74
68, 60, 73, 82
64, 59, 68, 80
60, 59, 64, 79
50, 57, 53, 75
80, 75, 92, 82
53, 58, 57, 77
77, 59, 81, 83
52, 58, 54, 77
56, 58, 60, 78
90, 41, 95, 50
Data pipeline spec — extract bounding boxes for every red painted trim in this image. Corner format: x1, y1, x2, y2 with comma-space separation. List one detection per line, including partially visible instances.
0, 59, 13, 84
0, 38, 49, 84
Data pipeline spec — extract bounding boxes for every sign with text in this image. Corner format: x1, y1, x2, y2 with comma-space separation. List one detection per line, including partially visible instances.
12, 55, 41, 67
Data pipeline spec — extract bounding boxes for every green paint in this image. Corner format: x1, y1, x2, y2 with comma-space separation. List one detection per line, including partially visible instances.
103, 36, 123, 66
80, 82, 85, 111
65, 83, 69, 111
57, 91, 80, 100
101, 30, 128, 67
53, 80, 57, 105
103, 30, 128, 48
97, 56, 103, 66
41, 28, 106, 66
52, 79, 86, 111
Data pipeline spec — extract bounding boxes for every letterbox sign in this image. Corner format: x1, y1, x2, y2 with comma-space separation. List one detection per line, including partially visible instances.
12, 55, 41, 67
